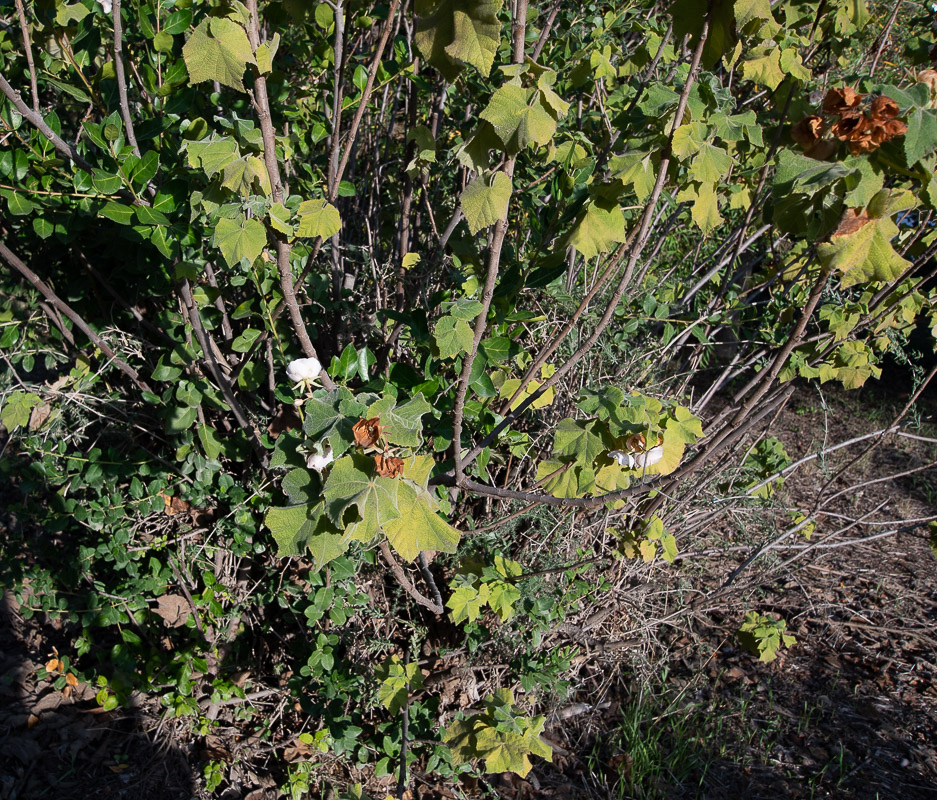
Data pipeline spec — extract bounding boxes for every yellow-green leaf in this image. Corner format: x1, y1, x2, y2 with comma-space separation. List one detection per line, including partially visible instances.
295, 199, 342, 239
213, 215, 267, 266
383, 481, 460, 561
183, 18, 256, 92
461, 171, 512, 235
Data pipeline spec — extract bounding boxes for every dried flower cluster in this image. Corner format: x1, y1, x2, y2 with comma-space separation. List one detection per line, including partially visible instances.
791, 87, 907, 158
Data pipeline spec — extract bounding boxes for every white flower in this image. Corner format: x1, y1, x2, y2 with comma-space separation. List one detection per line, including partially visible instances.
306, 447, 334, 471
608, 445, 664, 470
632, 445, 664, 469
608, 450, 636, 468
287, 357, 322, 384
100, 0, 112, 13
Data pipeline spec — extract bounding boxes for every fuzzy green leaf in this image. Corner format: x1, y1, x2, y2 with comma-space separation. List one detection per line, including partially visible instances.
568, 200, 627, 258
461, 171, 512, 235
213, 215, 267, 266
383, 480, 460, 560
415, 0, 503, 80
183, 18, 255, 92
434, 315, 474, 358
1, 391, 40, 430
295, 199, 342, 239
480, 84, 559, 151
322, 454, 401, 529
366, 394, 432, 447
817, 190, 914, 287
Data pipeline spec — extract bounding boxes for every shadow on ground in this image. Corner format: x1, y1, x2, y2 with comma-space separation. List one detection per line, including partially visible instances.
0, 589, 195, 800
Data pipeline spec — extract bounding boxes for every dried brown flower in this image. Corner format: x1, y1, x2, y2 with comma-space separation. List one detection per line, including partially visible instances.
352, 416, 383, 448
374, 453, 404, 478
822, 87, 864, 115
792, 115, 824, 146
869, 96, 900, 120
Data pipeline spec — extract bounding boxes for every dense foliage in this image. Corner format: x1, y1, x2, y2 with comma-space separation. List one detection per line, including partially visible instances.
1, 0, 936, 794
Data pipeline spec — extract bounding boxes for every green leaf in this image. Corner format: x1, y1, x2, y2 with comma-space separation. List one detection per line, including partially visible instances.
475, 725, 551, 777
460, 171, 512, 235
295, 199, 342, 239
677, 183, 723, 232
323, 454, 401, 531
498, 377, 554, 411
383, 480, 460, 561
434, 315, 474, 358
689, 143, 733, 184
231, 327, 262, 352
534, 458, 584, 499
366, 394, 433, 448
376, 657, 424, 714
552, 418, 605, 467
255, 32, 281, 74
1, 391, 40, 430
303, 388, 358, 456
568, 200, 627, 258
447, 583, 489, 623
415, 0, 504, 80
904, 107, 937, 166
265, 504, 314, 556
667, 405, 704, 443
268, 202, 293, 235
671, 122, 708, 159
486, 580, 521, 621
183, 18, 256, 92
99, 202, 135, 225
480, 84, 559, 151
742, 47, 784, 90
197, 424, 224, 460
221, 155, 272, 197
213, 215, 267, 267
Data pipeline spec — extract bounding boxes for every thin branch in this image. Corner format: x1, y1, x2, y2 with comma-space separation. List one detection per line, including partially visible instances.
458, 4, 715, 473
0, 234, 150, 392
379, 541, 444, 615
14, 0, 39, 112
112, 0, 141, 157
451, 0, 529, 484
417, 552, 444, 610
244, 0, 334, 389
868, 0, 900, 78
329, 0, 402, 204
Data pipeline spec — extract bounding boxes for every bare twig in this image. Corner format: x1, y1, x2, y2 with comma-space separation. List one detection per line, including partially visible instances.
244, 0, 334, 388
112, 0, 141, 157
14, 0, 39, 112
379, 541, 444, 615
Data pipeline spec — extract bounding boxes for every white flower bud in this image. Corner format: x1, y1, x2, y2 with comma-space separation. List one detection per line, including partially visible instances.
293, 398, 304, 407
306, 447, 334, 471
286, 357, 322, 383
101, 0, 112, 13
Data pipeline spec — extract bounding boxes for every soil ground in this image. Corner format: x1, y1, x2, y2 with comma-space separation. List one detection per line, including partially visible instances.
1, 384, 935, 800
